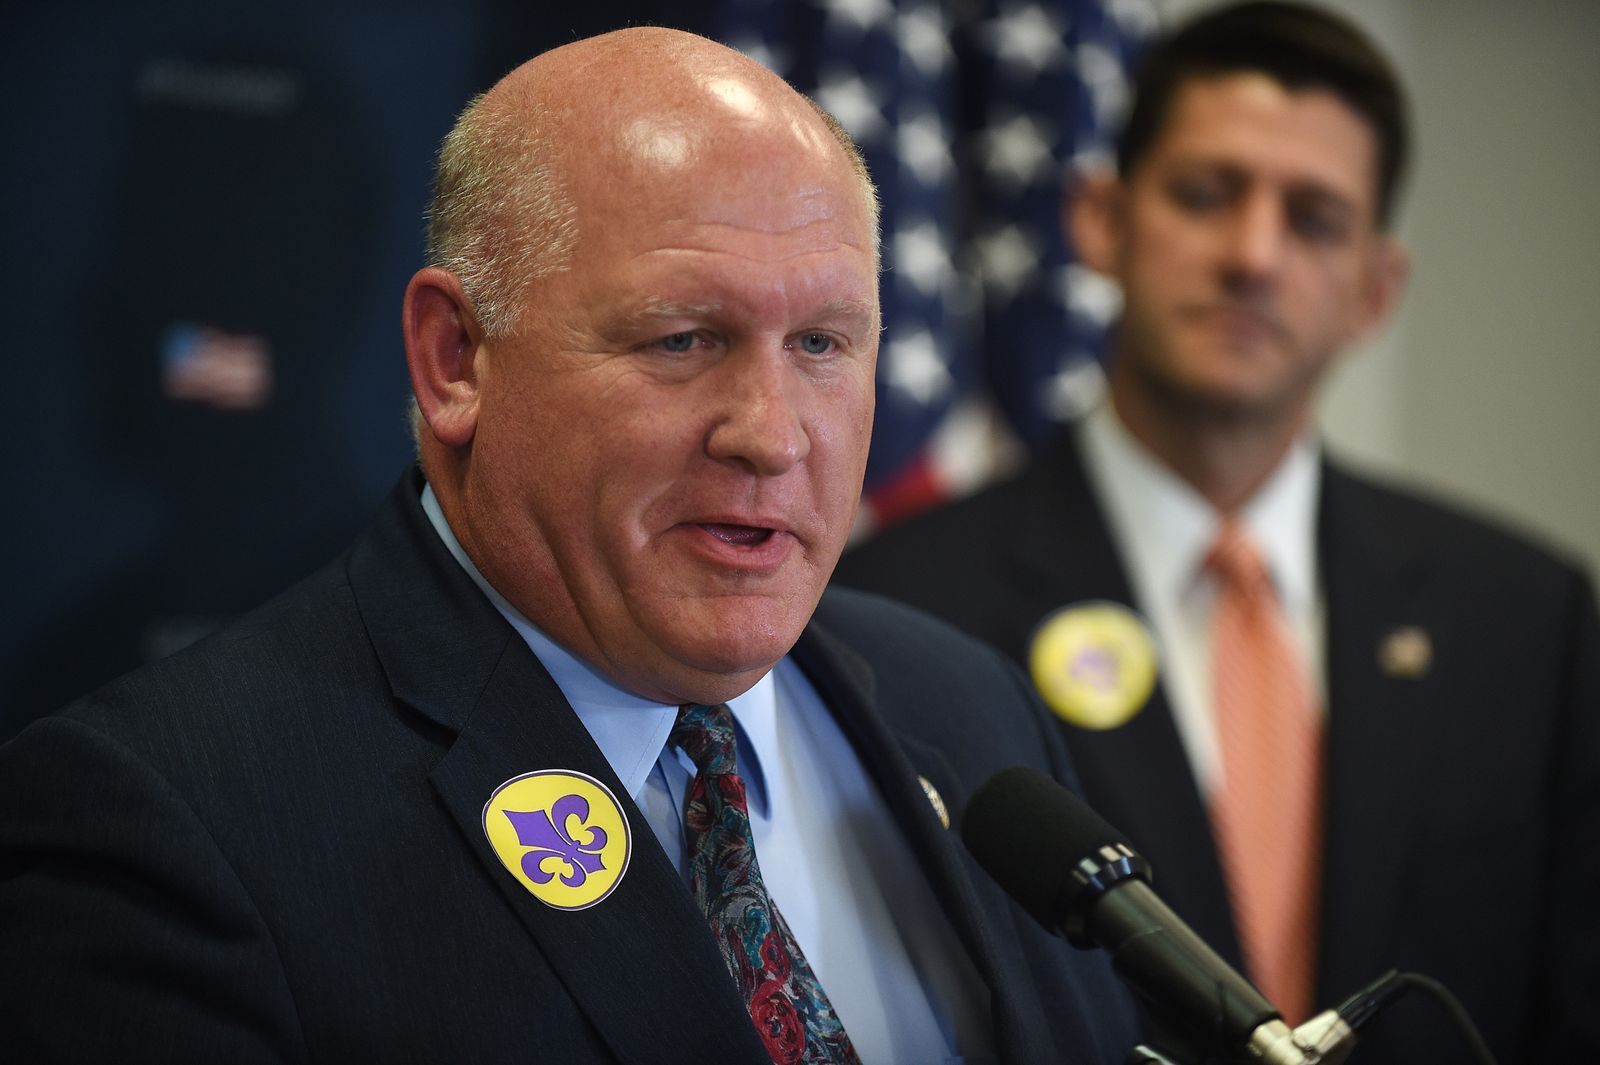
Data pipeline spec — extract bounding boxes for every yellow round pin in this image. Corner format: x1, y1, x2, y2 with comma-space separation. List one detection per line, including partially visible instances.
482, 770, 632, 910
1028, 601, 1157, 730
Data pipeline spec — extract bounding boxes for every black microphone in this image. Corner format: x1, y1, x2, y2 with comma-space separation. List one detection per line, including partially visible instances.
961, 767, 1349, 1064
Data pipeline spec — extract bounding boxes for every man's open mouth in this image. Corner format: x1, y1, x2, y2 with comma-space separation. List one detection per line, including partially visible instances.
700, 523, 776, 547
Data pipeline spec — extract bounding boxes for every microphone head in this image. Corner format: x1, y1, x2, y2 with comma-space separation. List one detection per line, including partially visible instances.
963, 767, 1281, 1051
960, 766, 1134, 931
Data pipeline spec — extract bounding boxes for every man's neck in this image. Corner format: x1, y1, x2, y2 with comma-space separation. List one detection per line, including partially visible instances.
1108, 381, 1309, 516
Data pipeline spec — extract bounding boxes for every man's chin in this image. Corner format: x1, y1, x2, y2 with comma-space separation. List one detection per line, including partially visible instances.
606, 586, 822, 699
618, 648, 781, 708
673, 629, 793, 681
1142, 364, 1303, 426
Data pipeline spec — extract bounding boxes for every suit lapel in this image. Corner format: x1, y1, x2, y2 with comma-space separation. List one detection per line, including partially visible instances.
788, 621, 1060, 1065
1316, 463, 1441, 999
349, 472, 767, 1064
1002, 433, 1243, 964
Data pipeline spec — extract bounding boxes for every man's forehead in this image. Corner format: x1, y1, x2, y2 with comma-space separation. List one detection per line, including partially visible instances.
611, 226, 878, 301
481, 29, 879, 276
540, 76, 855, 219
518, 30, 825, 162
616, 108, 838, 176
1144, 74, 1380, 205
570, 116, 873, 261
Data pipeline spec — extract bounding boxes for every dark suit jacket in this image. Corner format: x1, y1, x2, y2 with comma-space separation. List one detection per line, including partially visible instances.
834, 428, 1600, 1065
0, 468, 1139, 1064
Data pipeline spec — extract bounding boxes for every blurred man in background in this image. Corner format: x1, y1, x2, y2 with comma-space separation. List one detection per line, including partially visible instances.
837, 3, 1600, 1061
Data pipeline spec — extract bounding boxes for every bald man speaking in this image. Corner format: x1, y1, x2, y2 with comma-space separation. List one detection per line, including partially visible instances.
0, 30, 1137, 1065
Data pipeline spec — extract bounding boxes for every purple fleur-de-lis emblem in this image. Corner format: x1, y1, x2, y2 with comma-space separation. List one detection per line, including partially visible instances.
504, 794, 609, 888
1069, 645, 1119, 693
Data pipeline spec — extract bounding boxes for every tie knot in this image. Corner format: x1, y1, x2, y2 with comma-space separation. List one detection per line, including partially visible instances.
671, 703, 738, 777
1206, 520, 1271, 592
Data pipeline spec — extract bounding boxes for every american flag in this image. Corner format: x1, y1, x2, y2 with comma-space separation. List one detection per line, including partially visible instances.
712, 0, 1158, 531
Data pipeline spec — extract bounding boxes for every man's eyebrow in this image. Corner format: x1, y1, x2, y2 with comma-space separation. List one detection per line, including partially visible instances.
1169, 156, 1366, 213
596, 298, 723, 336
634, 297, 723, 320
1290, 181, 1359, 208
608, 296, 876, 329
809, 296, 877, 323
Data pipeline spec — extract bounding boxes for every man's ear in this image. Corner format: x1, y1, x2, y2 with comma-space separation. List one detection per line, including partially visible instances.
1353, 236, 1411, 343
403, 267, 483, 448
1066, 169, 1125, 277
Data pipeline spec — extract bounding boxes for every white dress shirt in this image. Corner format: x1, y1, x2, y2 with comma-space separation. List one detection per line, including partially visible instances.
1076, 402, 1326, 798
420, 485, 993, 1064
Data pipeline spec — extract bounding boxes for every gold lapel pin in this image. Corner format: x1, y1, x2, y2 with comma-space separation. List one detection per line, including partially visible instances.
1378, 626, 1432, 679
918, 775, 950, 830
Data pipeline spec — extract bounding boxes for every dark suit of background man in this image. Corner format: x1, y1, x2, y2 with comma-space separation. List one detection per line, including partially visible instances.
837, 3, 1600, 1063
0, 27, 1139, 1065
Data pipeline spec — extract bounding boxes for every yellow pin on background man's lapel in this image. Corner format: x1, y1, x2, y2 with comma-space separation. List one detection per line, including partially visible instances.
1028, 601, 1158, 730
482, 770, 632, 910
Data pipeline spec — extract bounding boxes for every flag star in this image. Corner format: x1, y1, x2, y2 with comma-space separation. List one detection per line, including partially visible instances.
885, 329, 953, 406
976, 225, 1040, 302
823, 0, 895, 34
897, 109, 952, 187
1041, 356, 1107, 421
1076, 42, 1130, 129
898, 4, 952, 76
929, 399, 1024, 494
1057, 262, 1123, 324
985, 4, 1068, 78
815, 71, 888, 144
981, 113, 1058, 189
893, 220, 954, 297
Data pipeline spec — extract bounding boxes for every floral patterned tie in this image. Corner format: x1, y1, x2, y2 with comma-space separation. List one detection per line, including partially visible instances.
671, 703, 862, 1065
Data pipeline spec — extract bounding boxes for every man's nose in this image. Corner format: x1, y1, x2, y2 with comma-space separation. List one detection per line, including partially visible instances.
704, 347, 811, 476
1221, 192, 1287, 284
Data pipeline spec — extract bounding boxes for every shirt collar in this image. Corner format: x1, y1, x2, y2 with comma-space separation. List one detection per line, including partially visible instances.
1079, 400, 1320, 608
1237, 433, 1320, 615
1080, 401, 1215, 603
418, 482, 773, 812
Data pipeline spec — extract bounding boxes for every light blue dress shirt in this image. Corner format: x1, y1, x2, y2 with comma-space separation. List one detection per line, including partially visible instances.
421, 486, 994, 1064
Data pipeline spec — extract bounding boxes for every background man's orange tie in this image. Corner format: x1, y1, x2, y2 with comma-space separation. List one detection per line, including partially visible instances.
1206, 520, 1323, 1024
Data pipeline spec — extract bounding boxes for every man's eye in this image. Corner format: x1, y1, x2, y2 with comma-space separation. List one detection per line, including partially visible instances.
1169, 176, 1231, 213
659, 332, 696, 353
1289, 204, 1352, 244
798, 333, 834, 355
